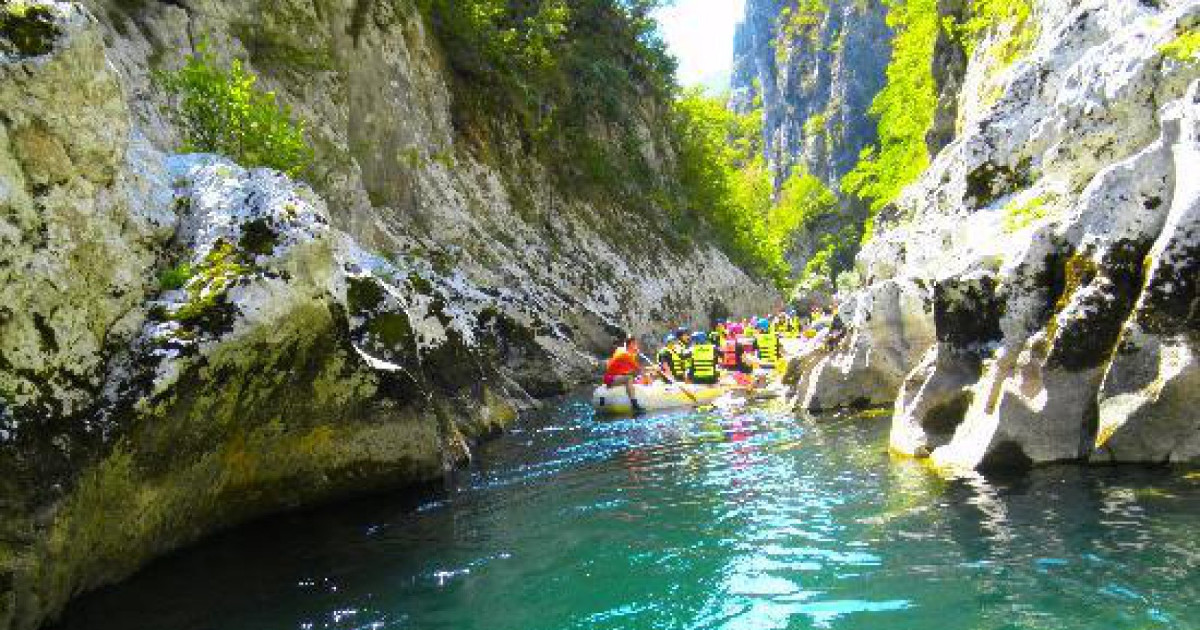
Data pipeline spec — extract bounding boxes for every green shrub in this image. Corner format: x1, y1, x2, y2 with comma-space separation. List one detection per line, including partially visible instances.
158, 262, 195, 291
769, 169, 838, 251
671, 89, 788, 286
416, 0, 674, 194
803, 111, 830, 137
797, 225, 859, 289
774, 0, 829, 63
942, 0, 1035, 64
157, 44, 312, 177
0, 1, 60, 57
1160, 27, 1200, 63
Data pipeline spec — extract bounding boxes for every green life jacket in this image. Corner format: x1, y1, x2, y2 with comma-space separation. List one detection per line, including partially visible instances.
756, 332, 779, 364
690, 344, 717, 380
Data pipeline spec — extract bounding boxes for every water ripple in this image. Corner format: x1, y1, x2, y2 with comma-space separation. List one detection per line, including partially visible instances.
48, 395, 1200, 630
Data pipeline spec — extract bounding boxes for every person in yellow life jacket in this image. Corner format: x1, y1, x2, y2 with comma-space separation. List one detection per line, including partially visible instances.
715, 322, 727, 347
656, 334, 689, 382
771, 313, 786, 337
688, 332, 719, 385
754, 317, 781, 371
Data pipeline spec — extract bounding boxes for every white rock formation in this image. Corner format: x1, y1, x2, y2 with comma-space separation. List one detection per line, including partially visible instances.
785, 0, 1200, 470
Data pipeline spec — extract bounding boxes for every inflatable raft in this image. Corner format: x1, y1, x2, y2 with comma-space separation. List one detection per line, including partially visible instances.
591, 382, 725, 414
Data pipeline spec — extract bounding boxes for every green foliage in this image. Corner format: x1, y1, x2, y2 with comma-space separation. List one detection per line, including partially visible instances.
798, 225, 860, 288
1002, 194, 1050, 232
769, 169, 838, 251
171, 241, 251, 325
775, 0, 829, 63
158, 262, 195, 291
157, 44, 312, 177
803, 111, 830, 137
943, 0, 1034, 64
841, 0, 939, 240
1160, 27, 1200, 63
416, 0, 675, 192
801, 238, 838, 285
670, 89, 788, 286
0, 0, 59, 57
670, 87, 860, 289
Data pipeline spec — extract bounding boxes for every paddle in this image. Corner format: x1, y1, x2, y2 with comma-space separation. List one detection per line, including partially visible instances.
640, 352, 699, 403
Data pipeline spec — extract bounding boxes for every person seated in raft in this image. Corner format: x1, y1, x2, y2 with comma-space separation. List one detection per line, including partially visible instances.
688, 332, 719, 385
675, 326, 694, 373
753, 317, 781, 372
656, 334, 689, 383
772, 312, 788, 338
787, 311, 803, 338
736, 324, 757, 374
719, 324, 742, 373
604, 336, 645, 414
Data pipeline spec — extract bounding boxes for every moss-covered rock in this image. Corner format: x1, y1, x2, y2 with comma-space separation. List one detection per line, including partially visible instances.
0, 2, 61, 58
0, 0, 784, 626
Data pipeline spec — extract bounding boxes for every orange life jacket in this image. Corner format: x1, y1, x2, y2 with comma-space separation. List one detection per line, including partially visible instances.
720, 339, 739, 368
605, 348, 639, 378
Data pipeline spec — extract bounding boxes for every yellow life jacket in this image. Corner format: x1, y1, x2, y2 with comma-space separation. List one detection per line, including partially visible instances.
669, 345, 688, 379
691, 344, 717, 380
657, 345, 687, 380
756, 332, 779, 365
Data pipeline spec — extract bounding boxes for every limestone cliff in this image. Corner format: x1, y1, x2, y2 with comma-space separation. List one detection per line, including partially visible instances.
730, 0, 893, 275
787, 0, 1200, 472
0, 2, 778, 628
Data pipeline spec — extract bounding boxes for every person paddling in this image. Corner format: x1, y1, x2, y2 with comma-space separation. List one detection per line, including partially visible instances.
754, 317, 781, 372
604, 336, 646, 415
688, 332, 719, 385
656, 334, 688, 382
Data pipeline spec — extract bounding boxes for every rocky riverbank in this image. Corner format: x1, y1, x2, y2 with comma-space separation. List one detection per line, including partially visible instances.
783, 0, 1199, 470
0, 3, 778, 628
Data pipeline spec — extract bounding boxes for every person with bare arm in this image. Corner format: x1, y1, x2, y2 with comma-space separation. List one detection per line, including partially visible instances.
604, 336, 645, 415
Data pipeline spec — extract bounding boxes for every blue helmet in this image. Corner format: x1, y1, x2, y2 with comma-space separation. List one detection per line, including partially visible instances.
757, 318, 771, 331
691, 331, 707, 344
663, 333, 676, 345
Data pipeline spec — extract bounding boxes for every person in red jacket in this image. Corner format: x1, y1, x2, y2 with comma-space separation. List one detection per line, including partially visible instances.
604, 336, 645, 414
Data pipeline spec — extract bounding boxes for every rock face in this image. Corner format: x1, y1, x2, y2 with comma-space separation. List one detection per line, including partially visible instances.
789, 0, 1200, 471
0, 3, 778, 628
731, 0, 892, 186
794, 279, 935, 411
730, 0, 893, 272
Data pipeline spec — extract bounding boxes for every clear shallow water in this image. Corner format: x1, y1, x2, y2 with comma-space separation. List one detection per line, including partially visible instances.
53, 397, 1200, 630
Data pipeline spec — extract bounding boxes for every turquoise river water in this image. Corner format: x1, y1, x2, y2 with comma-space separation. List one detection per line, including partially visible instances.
52, 396, 1200, 630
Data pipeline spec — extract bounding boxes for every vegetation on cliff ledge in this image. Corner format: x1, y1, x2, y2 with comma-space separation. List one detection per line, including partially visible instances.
157, 44, 312, 177
840, 0, 939, 239
417, 0, 674, 192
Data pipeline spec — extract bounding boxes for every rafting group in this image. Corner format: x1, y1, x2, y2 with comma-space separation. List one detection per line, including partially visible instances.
593, 309, 846, 414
